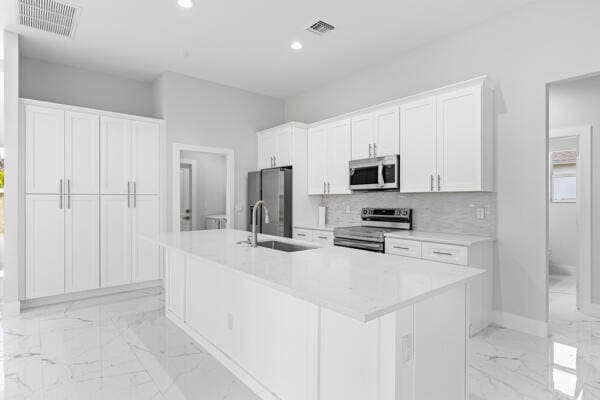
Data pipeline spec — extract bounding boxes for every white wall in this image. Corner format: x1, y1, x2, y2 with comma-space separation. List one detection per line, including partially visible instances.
154, 71, 284, 231
549, 75, 600, 301
547, 137, 577, 271
3, 31, 19, 307
284, 0, 600, 324
19, 57, 155, 117
181, 151, 227, 230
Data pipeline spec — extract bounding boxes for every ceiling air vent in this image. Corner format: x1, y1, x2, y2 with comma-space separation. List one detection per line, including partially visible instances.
306, 20, 335, 36
17, 0, 81, 38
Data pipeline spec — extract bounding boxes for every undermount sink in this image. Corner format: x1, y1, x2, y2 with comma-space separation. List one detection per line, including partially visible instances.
257, 240, 316, 252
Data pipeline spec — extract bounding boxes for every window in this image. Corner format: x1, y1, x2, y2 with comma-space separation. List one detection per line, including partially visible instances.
550, 150, 577, 202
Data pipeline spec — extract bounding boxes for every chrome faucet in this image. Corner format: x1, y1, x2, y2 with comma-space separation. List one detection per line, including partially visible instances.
250, 200, 270, 247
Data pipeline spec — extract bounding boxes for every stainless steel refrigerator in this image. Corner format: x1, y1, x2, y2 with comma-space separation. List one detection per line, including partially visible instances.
247, 167, 292, 238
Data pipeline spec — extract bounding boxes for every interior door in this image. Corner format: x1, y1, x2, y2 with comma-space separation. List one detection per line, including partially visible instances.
373, 107, 400, 157
351, 113, 374, 160
307, 125, 328, 195
436, 86, 482, 192
131, 120, 160, 195
26, 195, 65, 298
400, 97, 437, 192
65, 111, 100, 194
326, 119, 352, 194
100, 117, 131, 194
132, 195, 160, 282
65, 195, 100, 293
26, 105, 65, 194
180, 165, 192, 231
100, 195, 132, 287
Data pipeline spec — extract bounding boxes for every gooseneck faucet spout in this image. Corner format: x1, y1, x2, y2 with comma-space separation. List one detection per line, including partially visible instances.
251, 200, 270, 247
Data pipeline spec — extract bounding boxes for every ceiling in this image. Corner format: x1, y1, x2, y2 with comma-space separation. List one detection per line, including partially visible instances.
1, 0, 536, 98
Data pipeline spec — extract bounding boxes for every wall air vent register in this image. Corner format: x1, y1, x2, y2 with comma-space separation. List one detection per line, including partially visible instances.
17, 0, 81, 38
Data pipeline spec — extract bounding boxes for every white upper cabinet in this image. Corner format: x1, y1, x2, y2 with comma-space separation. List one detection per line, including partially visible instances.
26, 106, 65, 194
131, 121, 160, 195
257, 127, 293, 169
351, 107, 399, 160
400, 97, 437, 193
65, 111, 100, 194
307, 119, 351, 195
400, 80, 493, 192
101, 117, 132, 194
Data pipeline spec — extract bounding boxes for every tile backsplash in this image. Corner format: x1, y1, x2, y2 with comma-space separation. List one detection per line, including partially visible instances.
322, 192, 496, 237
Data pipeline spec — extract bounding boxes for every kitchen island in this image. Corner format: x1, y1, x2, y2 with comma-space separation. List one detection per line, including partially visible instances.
150, 229, 484, 400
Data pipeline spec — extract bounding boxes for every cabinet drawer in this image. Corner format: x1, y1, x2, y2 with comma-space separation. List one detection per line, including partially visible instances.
421, 242, 468, 266
293, 229, 313, 242
312, 231, 334, 245
385, 238, 422, 258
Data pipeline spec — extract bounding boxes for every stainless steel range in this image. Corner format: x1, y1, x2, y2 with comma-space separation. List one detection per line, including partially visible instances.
333, 208, 412, 253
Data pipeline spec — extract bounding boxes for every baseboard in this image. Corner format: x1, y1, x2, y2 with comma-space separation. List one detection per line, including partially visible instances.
493, 311, 548, 338
166, 310, 279, 400
3, 300, 21, 316
20, 279, 163, 310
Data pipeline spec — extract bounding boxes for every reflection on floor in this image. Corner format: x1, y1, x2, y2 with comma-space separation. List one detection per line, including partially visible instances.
470, 273, 600, 399
2, 277, 599, 399
1, 287, 260, 400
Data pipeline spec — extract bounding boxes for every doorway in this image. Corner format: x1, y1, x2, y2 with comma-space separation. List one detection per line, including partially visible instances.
172, 144, 234, 233
547, 75, 599, 320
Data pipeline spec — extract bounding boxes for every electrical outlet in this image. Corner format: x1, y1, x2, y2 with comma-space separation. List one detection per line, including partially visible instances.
400, 333, 413, 363
477, 207, 485, 220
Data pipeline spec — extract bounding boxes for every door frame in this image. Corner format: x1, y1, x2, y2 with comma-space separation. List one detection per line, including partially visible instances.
180, 159, 197, 230
548, 126, 598, 316
172, 143, 234, 232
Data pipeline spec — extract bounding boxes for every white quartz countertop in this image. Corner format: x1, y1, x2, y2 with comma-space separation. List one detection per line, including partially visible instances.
384, 230, 495, 246
149, 229, 484, 322
293, 224, 340, 232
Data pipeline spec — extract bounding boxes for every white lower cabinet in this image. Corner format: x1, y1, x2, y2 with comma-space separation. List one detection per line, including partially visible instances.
167, 250, 469, 400
26, 195, 66, 299
132, 195, 160, 282
293, 227, 334, 245
65, 195, 100, 293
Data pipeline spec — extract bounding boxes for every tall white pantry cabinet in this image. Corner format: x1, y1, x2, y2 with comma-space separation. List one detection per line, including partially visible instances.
23, 100, 163, 300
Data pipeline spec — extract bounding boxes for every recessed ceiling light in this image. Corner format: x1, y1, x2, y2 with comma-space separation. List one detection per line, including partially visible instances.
177, 0, 194, 8
290, 41, 303, 50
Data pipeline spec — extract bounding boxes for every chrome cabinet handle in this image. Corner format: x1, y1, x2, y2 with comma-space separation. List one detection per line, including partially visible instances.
273, 156, 276, 166
433, 251, 453, 256
369, 143, 372, 158
323, 182, 326, 194
127, 182, 131, 208
59, 179, 63, 209
373, 143, 377, 157
327, 182, 330, 194
394, 246, 410, 250
437, 174, 441, 192
67, 179, 71, 209
296, 233, 307, 237
133, 181, 137, 208
317, 235, 328, 240
430, 175, 434, 192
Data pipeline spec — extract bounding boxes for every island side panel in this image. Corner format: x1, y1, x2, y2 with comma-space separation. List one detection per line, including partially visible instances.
414, 284, 467, 400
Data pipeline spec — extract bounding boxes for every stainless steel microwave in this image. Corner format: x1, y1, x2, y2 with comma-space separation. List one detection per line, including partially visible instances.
349, 155, 400, 191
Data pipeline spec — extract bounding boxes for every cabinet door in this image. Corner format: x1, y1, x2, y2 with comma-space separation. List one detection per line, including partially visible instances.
65, 111, 100, 194
131, 195, 160, 282
436, 86, 482, 192
65, 195, 100, 293
131, 121, 160, 195
258, 132, 277, 169
100, 117, 131, 194
166, 249, 186, 321
307, 125, 328, 195
100, 195, 132, 287
26, 195, 65, 298
351, 113, 374, 160
373, 107, 399, 157
326, 119, 352, 194
26, 106, 64, 194
400, 97, 437, 192
275, 127, 293, 167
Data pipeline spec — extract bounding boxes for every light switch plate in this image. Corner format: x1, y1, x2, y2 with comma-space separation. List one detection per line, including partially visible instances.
400, 333, 413, 363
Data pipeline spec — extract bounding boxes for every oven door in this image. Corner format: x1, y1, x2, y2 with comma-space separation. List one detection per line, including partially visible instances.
349, 155, 399, 191
334, 237, 384, 252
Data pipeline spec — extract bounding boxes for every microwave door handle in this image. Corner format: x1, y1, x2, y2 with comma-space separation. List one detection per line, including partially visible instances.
378, 162, 384, 187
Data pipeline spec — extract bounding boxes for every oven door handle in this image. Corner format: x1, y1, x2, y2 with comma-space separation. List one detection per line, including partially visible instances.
334, 238, 384, 251
334, 233, 383, 242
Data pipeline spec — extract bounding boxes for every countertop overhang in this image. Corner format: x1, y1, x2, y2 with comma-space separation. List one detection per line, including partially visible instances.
148, 229, 484, 322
